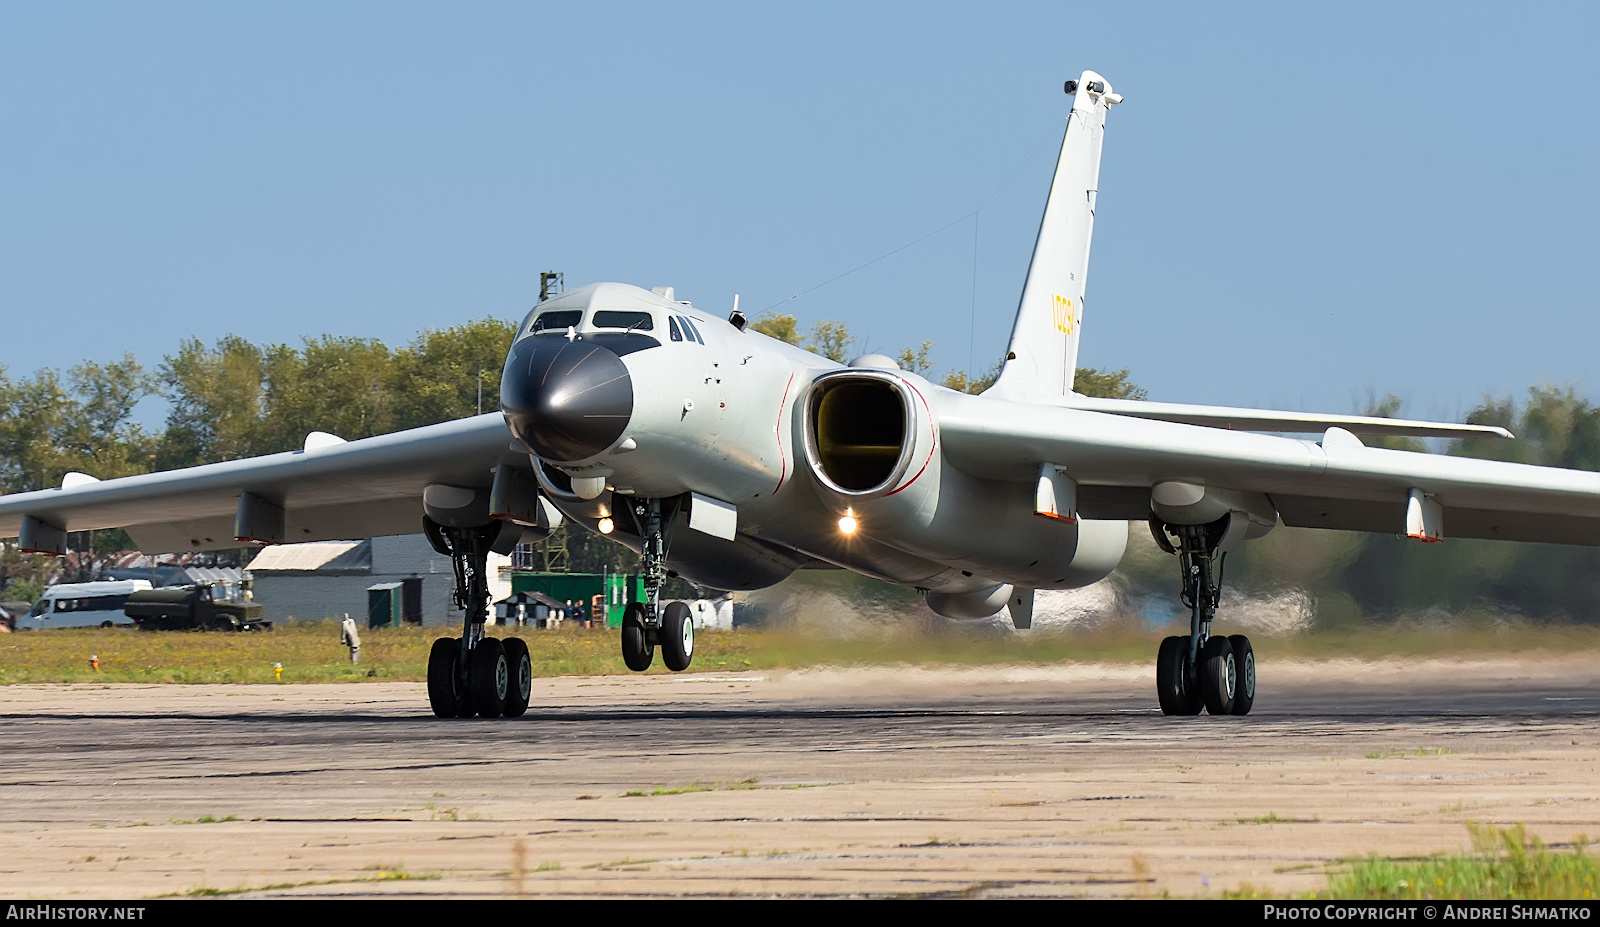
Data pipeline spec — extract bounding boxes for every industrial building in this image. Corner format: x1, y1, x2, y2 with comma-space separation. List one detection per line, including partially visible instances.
246, 534, 510, 627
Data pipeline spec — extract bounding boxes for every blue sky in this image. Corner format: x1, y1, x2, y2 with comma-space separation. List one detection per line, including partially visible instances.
3, 2, 1597, 425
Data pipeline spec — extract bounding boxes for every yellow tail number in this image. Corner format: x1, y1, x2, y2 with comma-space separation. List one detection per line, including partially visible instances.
1052, 294, 1077, 335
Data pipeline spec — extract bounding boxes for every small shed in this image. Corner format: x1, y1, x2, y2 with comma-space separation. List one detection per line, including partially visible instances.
367, 582, 404, 628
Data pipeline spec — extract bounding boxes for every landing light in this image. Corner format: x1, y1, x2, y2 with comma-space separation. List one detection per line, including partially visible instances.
838, 508, 858, 535
598, 517, 615, 535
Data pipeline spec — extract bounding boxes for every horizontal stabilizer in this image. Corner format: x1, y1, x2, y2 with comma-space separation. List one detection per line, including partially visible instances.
1058, 395, 1513, 440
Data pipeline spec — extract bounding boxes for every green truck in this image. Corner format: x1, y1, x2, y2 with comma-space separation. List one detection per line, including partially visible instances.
124, 584, 272, 632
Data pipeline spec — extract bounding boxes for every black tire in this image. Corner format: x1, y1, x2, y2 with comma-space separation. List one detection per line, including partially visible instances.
469, 637, 508, 718
660, 601, 694, 672
621, 603, 653, 671
427, 637, 462, 718
502, 637, 533, 718
1156, 635, 1185, 715
1200, 635, 1237, 716
1156, 636, 1202, 716
1228, 634, 1256, 716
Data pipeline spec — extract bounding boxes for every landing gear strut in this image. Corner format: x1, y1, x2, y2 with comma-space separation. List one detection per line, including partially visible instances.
423, 518, 533, 719
1151, 517, 1255, 716
618, 497, 693, 673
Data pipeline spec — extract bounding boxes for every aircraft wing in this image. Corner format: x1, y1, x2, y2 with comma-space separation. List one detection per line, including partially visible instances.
1054, 395, 1514, 440
936, 391, 1600, 546
0, 414, 522, 552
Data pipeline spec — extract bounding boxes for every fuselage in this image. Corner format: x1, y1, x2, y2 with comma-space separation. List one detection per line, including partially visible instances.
500, 283, 1128, 600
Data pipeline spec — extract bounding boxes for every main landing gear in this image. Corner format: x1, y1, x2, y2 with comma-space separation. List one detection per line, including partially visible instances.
423, 519, 534, 719
618, 497, 694, 674
1150, 517, 1256, 717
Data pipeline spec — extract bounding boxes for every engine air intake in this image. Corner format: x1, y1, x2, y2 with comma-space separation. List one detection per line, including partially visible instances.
805, 374, 910, 494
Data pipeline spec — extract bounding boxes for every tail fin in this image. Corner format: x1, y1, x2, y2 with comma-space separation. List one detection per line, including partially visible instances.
990, 71, 1121, 402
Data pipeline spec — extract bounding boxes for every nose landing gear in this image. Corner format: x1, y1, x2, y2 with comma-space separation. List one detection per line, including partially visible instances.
1151, 517, 1255, 717
617, 497, 694, 673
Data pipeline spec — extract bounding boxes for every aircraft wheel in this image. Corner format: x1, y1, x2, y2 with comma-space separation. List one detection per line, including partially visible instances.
427, 637, 463, 718
1228, 635, 1256, 716
661, 601, 694, 672
502, 637, 533, 718
469, 637, 508, 718
621, 603, 654, 671
1200, 635, 1237, 716
1156, 636, 1201, 716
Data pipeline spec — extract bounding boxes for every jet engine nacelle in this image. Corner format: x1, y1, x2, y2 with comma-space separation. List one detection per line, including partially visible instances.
801, 369, 940, 526
800, 370, 1127, 591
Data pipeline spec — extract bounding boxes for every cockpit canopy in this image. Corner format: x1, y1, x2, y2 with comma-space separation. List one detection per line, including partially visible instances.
525, 307, 656, 336
515, 283, 714, 357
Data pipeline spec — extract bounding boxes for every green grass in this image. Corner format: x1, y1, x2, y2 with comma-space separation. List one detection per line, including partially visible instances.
1365, 747, 1454, 759
3, 621, 1600, 685
580, 857, 659, 870
172, 869, 436, 897
620, 778, 761, 797
0, 623, 764, 684
1327, 824, 1599, 900
1228, 824, 1600, 900
1235, 812, 1315, 825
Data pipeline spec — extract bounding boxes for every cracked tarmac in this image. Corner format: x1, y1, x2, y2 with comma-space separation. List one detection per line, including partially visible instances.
2, 655, 1598, 898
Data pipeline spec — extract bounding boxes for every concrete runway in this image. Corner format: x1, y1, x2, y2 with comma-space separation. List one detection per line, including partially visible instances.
2, 655, 1599, 899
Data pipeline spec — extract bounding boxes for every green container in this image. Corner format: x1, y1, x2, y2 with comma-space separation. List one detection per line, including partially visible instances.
366, 582, 403, 629
510, 572, 644, 628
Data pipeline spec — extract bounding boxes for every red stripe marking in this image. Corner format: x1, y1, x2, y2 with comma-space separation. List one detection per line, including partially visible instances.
884, 380, 937, 498
773, 372, 795, 493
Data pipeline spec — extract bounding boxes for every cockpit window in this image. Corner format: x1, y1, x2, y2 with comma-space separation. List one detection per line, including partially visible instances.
592, 310, 654, 331
529, 310, 583, 334
681, 316, 706, 344
668, 317, 683, 342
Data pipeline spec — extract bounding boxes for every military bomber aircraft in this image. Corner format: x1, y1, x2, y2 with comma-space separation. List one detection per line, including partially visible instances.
3, 71, 1597, 718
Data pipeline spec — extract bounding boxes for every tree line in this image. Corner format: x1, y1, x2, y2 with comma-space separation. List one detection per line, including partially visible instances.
0, 320, 517, 598
3, 314, 1598, 623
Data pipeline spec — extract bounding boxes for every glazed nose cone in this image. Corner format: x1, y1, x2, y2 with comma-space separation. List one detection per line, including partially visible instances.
500, 337, 633, 462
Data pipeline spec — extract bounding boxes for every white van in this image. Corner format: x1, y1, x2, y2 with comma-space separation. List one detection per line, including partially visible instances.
17, 580, 152, 630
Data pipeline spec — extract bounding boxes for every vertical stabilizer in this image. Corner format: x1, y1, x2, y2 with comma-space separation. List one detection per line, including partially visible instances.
990, 71, 1121, 402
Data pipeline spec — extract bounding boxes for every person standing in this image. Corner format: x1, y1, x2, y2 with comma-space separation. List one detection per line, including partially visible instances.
340, 613, 361, 664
